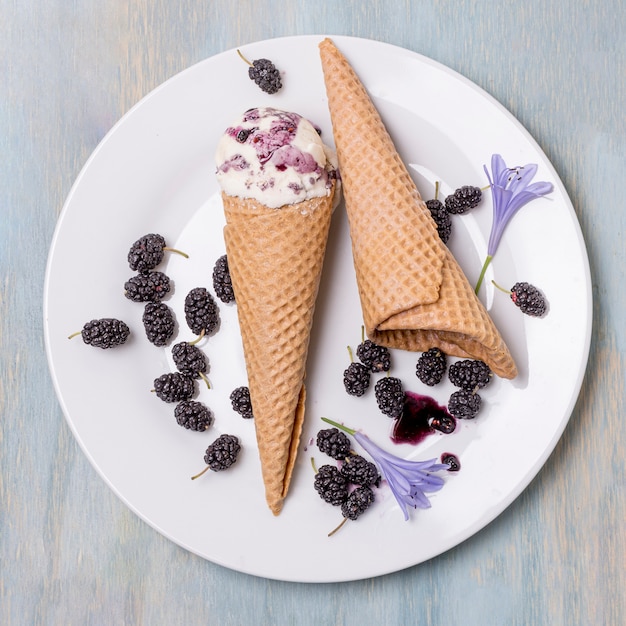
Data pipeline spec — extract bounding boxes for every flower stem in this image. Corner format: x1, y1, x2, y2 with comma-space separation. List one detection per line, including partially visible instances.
321, 417, 356, 436
474, 255, 493, 294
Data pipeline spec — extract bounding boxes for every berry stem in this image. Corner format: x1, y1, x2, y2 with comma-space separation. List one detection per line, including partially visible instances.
434, 180, 440, 201
328, 517, 348, 537
163, 246, 189, 259
347, 345, 355, 363
321, 417, 356, 436
67, 331, 81, 340
191, 465, 210, 480
237, 49, 253, 67
474, 254, 493, 294
188, 329, 206, 346
310, 457, 318, 474
199, 372, 211, 390
491, 279, 512, 295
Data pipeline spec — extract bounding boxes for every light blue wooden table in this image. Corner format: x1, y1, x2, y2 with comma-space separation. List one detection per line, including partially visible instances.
2, 1, 624, 624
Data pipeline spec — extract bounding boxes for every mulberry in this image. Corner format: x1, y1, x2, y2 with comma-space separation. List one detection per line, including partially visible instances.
174, 400, 213, 431
415, 348, 447, 386
374, 376, 405, 419
212, 254, 235, 304
510, 282, 547, 317
142, 302, 175, 346
356, 339, 391, 373
238, 50, 282, 94
447, 389, 481, 419
448, 359, 492, 391
184, 287, 219, 336
70, 318, 130, 349
127, 233, 187, 272
343, 362, 370, 397
314, 464, 348, 506
340, 455, 380, 487
316, 428, 351, 460
445, 185, 482, 214
341, 485, 375, 521
426, 198, 452, 243
153, 372, 195, 403
230, 386, 254, 419
192, 434, 241, 478
124, 271, 170, 303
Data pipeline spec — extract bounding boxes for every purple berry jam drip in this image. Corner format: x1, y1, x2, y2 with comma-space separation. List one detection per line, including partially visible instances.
391, 391, 456, 445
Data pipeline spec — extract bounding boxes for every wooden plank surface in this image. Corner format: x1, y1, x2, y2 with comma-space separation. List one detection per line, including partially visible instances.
2, 0, 624, 624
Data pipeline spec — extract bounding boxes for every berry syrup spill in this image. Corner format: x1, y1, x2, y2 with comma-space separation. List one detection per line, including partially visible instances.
391, 391, 456, 445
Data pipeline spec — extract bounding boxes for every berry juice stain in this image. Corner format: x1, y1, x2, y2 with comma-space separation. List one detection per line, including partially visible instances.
391, 391, 456, 445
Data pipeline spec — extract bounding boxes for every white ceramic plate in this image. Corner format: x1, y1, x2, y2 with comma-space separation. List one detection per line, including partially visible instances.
44, 35, 592, 582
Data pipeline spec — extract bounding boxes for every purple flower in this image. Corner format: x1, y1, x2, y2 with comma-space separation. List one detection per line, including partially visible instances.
321, 418, 449, 521
475, 154, 553, 294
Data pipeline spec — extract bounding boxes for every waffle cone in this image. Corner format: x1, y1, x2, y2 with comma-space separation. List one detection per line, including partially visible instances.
319, 38, 516, 379
222, 186, 334, 515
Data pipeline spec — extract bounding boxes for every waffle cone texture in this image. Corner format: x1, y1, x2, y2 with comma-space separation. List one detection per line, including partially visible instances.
319, 38, 517, 379
222, 186, 334, 515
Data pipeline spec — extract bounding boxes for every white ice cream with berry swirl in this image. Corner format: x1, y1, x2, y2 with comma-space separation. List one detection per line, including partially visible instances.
215, 107, 339, 209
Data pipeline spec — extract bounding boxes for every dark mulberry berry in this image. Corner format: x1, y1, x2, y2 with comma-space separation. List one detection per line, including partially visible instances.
239, 50, 282, 94
426, 198, 452, 243
174, 400, 213, 431
340, 455, 380, 487
124, 271, 170, 303
343, 362, 370, 396
212, 255, 235, 304
72, 318, 130, 349
128, 233, 167, 271
510, 282, 547, 317
448, 359, 492, 391
153, 372, 195, 403
444, 185, 482, 214
341, 485, 374, 520
448, 389, 481, 419
316, 428, 351, 460
127, 233, 187, 272
203, 434, 241, 472
142, 302, 175, 346
356, 339, 391, 373
441, 453, 461, 472
184, 287, 219, 336
374, 376, 405, 419
415, 348, 447, 386
314, 464, 348, 505
172, 341, 207, 379
230, 386, 253, 419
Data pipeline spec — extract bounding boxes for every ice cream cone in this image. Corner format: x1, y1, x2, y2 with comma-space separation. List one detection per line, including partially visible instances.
222, 187, 335, 515
319, 38, 517, 379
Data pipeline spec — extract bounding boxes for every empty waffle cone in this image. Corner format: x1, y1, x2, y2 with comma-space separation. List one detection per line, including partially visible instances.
222, 186, 334, 515
319, 38, 517, 379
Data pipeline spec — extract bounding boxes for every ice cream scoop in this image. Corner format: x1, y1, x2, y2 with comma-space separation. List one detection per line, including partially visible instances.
216, 107, 338, 209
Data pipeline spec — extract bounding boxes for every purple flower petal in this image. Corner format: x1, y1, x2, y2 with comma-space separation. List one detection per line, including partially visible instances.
475, 154, 553, 292
353, 432, 448, 521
